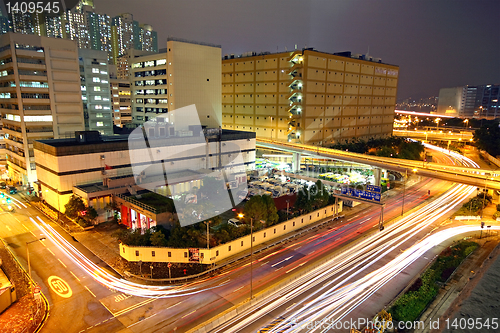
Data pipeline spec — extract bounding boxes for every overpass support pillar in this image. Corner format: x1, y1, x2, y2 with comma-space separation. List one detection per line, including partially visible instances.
373, 168, 381, 186
292, 152, 301, 173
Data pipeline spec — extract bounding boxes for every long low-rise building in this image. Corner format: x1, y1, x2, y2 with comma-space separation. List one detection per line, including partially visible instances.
34, 127, 256, 225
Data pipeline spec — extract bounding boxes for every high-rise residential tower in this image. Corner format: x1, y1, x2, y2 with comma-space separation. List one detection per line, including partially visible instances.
0, 33, 85, 184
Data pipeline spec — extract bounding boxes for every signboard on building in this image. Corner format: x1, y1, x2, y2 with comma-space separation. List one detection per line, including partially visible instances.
188, 248, 199, 262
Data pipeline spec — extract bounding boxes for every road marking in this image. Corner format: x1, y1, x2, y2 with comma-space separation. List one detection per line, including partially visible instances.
5, 225, 11, 231
69, 271, 80, 282
47, 248, 55, 256
271, 256, 293, 267
261, 261, 269, 266
48, 276, 72, 298
234, 285, 244, 292
309, 250, 315, 254
286, 261, 306, 274
84, 285, 96, 297
127, 313, 157, 328
286, 303, 296, 311
57, 259, 67, 268
218, 279, 230, 286
30, 230, 37, 237
182, 310, 196, 319
166, 301, 182, 310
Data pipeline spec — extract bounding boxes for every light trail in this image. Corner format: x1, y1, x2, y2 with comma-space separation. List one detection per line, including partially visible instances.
211, 143, 486, 333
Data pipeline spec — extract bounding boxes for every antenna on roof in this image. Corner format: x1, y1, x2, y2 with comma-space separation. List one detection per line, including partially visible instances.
366, 46, 370, 57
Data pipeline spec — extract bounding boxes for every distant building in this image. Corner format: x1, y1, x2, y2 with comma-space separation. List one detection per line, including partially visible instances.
436, 84, 500, 119
78, 49, 113, 135
130, 38, 222, 128
221, 49, 399, 145
110, 78, 131, 127
0, 33, 85, 185
4, 1, 157, 64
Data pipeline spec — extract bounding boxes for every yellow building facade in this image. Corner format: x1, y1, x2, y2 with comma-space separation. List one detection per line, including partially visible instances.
222, 50, 399, 145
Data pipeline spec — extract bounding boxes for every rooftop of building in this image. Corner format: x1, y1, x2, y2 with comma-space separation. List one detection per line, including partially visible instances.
34, 129, 255, 156
222, 48, 397, 67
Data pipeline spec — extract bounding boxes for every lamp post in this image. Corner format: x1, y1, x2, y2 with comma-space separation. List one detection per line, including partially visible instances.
481, 177, 488, 219
26, 238, 46, 280
250, 217, 253, 300
401, 169, 407, 216
286, 200, 290, 220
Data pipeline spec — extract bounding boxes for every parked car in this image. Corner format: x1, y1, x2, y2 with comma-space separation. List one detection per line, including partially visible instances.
0, 181, 6, 189
228, 218, 244, 228
8, 186, 17, 194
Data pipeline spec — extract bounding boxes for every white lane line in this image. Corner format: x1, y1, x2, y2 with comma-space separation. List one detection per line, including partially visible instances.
286, 303, 296, 311
182, 310, 196, 319
70, 271, 81, 282
5, 225, 11, 231
127, 313, 157, 328
166, 301, 182, 310
58, 258, 67, 268
84, 285, 96, 297
22, 224, 29, 231
261, 261, 269, 266
233, 285, 244, 292
271, 256, 293, 267
47, 248, 55, 256
286, 261, 306, 274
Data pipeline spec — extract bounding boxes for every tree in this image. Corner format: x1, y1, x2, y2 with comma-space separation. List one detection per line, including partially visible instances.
474, 123, 500, 157
262, 194, 279, 226
64, 195, 86, 218
295, 186, 312, 213
150, 230, 167, 247
244, 195, 267, 223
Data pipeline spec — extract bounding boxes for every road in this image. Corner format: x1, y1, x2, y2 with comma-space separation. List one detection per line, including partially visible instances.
0, 144, 481, 333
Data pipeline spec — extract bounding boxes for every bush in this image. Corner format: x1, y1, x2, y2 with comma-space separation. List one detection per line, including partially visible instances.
389, 241, 478, 322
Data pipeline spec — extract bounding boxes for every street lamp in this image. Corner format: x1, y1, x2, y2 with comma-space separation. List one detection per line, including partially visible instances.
435, 118, 441, 131
401, 169, 407, 216
239, 213, 254, 300
286, 200, 290, 220
26, 238, 46, 280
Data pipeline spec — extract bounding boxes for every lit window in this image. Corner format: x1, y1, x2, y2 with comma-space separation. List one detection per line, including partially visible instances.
93, 77, 100, 83
96, 122, 104, 127
92, 68, 99, 73
100, 71, 107, 75
95, 105, 103, 109
95, 96, 102, 101
96, 113, 103, 118
94, 86, 101, 92
156, 59, 166, 65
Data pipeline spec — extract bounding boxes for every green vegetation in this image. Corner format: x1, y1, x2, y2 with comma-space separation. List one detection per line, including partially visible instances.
64, 195, 98, 227
135, 192, 176, 213
295, 180, 332, 214
455, 192, 492, 216
329, 136, 425, 161
389, 241, 478, 322
243, 195, 279, 229
473, 121, 500, 157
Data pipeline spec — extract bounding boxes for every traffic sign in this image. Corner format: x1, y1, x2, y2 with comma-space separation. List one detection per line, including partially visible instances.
33, 285, 41, 293
167, 262, 172, 268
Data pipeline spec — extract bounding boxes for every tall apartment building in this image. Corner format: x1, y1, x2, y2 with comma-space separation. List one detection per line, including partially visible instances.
0, 33, 85, 185
222, 49, 399, 145
4, 1, 157, 65
78, 49, 113, 135
130, 38, 222, 127
436, 84, 500, 119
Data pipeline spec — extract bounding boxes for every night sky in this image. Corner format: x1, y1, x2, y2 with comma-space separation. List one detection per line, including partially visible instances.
95, 0, 499, 100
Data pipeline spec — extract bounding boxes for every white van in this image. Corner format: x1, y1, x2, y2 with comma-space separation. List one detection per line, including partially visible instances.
228, 218, 244, 227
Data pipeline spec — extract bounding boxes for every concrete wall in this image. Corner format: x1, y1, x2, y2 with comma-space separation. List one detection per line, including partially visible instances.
120, 202, 342, 263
